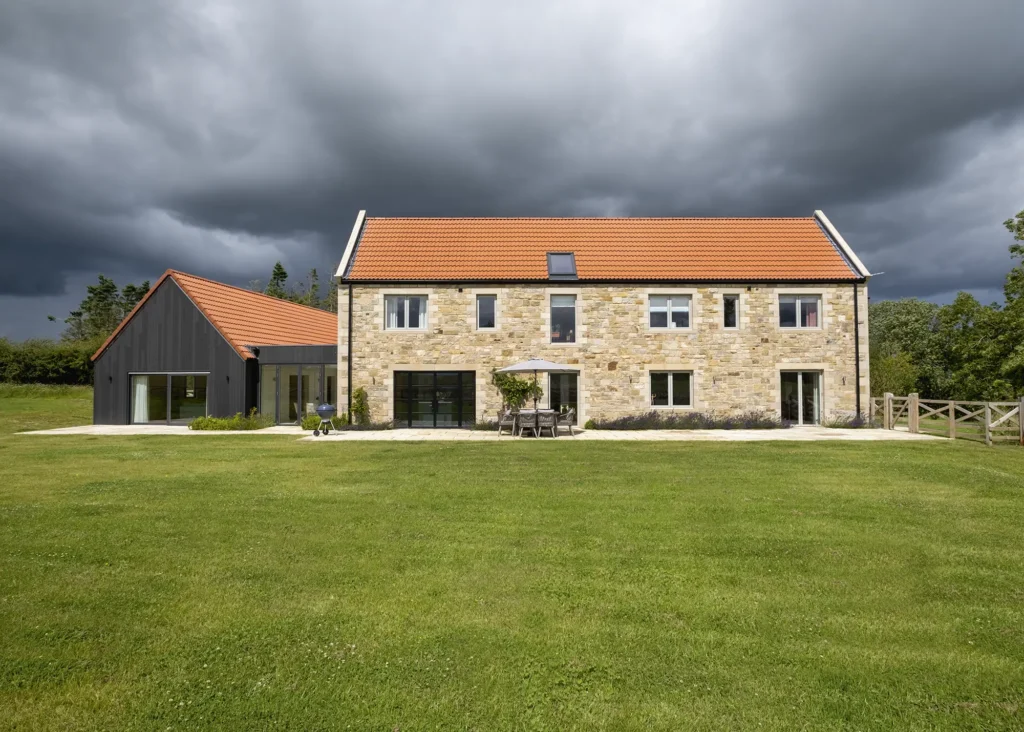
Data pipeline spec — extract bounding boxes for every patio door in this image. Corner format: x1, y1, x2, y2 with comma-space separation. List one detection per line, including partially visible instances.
549, 373, 578, 423
130, 373, 208, 425
781, 371, 821, 425
393, 371, 475, 427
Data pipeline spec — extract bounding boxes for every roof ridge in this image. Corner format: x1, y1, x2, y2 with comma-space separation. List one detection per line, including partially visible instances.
366, 216, 817, 221
168, 269, 337, 317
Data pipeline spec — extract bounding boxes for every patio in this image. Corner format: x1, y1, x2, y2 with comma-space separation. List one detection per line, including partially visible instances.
301, 426, 938, 442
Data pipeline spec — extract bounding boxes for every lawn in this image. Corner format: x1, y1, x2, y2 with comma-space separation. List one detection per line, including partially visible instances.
1, 391, 1023, 730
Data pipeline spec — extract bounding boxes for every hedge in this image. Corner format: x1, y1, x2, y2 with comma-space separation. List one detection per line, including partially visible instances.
0, 339, 97, 385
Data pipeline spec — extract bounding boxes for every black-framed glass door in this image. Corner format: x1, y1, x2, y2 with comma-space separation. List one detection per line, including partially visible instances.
549, 373, 578, 423
393, 371, 475, 428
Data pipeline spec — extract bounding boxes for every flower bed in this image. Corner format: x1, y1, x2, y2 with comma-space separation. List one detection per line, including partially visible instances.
583, 410, 787, 430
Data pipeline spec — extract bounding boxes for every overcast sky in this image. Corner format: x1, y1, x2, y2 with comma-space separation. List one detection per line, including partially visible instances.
2, 0, 1023, 339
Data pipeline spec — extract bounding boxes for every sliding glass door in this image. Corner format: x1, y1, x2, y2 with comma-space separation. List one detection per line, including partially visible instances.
258, 364, 327, 424
131, 373, 207, 424
781, 371, 821, 425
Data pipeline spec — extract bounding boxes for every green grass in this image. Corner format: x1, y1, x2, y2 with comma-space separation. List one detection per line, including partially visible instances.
0, 384, 92, 435
2, 392, 1024, 729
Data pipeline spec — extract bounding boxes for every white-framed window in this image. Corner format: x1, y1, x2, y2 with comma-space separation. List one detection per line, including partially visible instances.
385, 295, 427, 330
723, 294, 739, 329
779, 295, 821, 328
649, 295, 690, 329
476, 294, 496, 329
550, 294, 576, 343
650, 371, 692, 407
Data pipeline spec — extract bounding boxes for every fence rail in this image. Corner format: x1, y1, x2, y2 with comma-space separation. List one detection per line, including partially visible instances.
869, 393, 1024, 446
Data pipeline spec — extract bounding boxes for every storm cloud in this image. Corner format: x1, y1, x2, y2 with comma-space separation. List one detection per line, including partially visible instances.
2, 0, 1023, 338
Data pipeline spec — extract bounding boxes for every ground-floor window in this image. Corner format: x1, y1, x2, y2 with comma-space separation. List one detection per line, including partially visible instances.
650, 371, 692, 407
781, 371, 821, 425
130, 373, 208, 424
393, 371, 475, 428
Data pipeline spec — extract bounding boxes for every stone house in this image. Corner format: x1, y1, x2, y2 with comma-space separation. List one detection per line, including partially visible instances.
334, 212, 870, 427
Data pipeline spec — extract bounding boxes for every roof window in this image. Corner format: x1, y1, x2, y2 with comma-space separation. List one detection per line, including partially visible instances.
547, 252, 577, 280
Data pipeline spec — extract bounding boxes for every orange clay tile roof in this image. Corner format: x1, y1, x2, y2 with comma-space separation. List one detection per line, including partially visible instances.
92, 270, 337, 361
344, 217, 862, 282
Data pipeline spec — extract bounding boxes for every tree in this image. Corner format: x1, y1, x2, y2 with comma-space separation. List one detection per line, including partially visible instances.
60, 275, 150, 343
265, 262, 289, 298
868, 298, 946, 396
870, 352, 918, 397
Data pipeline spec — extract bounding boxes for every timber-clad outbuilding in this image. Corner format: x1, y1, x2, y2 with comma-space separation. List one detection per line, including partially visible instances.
91, 270, 337, 425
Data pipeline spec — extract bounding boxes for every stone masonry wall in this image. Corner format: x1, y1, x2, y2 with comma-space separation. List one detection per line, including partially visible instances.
337, 283, 870, 424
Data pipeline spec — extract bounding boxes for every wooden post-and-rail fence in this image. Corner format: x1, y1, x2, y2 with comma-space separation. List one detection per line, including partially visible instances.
868, 393, 1024, 446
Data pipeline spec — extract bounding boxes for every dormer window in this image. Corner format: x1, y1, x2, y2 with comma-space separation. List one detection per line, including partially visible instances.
547, 252, 577, 280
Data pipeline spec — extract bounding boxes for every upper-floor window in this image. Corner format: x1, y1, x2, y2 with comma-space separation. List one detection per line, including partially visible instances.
651, 371, 692, 407
779, 295, 820, 328
550, 294, 576, 343
385, 295, 427, 330
476, 294, 496, 329
649, 295, 690, 329
723, 294, 739, 329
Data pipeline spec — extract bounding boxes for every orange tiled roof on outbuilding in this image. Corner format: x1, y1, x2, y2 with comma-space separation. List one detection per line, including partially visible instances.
343, 216, 865, 282
92, 270, 337, 361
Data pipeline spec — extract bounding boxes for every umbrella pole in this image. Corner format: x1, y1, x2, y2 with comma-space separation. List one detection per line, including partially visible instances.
534, 370, 539, 434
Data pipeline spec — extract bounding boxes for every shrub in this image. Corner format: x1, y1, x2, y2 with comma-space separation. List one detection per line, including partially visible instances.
491, 370, 543, 410
330, 414, 349, 430
300, 414, 323, 430
329, 420, 394, 432
821, 412, 880, 429
586, 410, 787, 430
189, 408, 274, 431
351, 387, 370, 426
0, 338, 97, 385
471, 420, 498, 431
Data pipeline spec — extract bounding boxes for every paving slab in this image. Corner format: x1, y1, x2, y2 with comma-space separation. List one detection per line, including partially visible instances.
20, 425, 306, 436
21, 424, 941, 442
301, 426, 940, 442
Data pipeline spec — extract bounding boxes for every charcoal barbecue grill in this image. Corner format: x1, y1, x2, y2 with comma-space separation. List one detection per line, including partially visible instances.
312, 403, 337, 436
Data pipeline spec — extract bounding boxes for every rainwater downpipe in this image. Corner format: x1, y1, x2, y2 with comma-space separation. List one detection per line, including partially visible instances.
853, 282, 862, 417
347, 284, 353, 424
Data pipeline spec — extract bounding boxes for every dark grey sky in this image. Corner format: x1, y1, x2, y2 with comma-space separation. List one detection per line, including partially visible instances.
2, 0, 1023, 339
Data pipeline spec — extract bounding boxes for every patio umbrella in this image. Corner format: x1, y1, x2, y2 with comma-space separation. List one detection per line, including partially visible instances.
497, 358, 578, 428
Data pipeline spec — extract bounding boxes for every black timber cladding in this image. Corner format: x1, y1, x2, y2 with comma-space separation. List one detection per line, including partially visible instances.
92, 278, 249, 424
252, 345, 337, 364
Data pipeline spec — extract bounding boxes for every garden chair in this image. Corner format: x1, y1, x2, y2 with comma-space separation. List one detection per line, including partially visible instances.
498, 408, 517, 436
558, 408, 576, 436
536, 411, 558, 438
516, 409, 537, 437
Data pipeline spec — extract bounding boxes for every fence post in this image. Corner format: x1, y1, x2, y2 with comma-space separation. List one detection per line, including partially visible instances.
949, 401, 956, 440
884, 393, 893, 430
868, 396, 875, 424
984, 402, 992, 447
1019, 397, 1024, 446
908, 393, 919, 433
